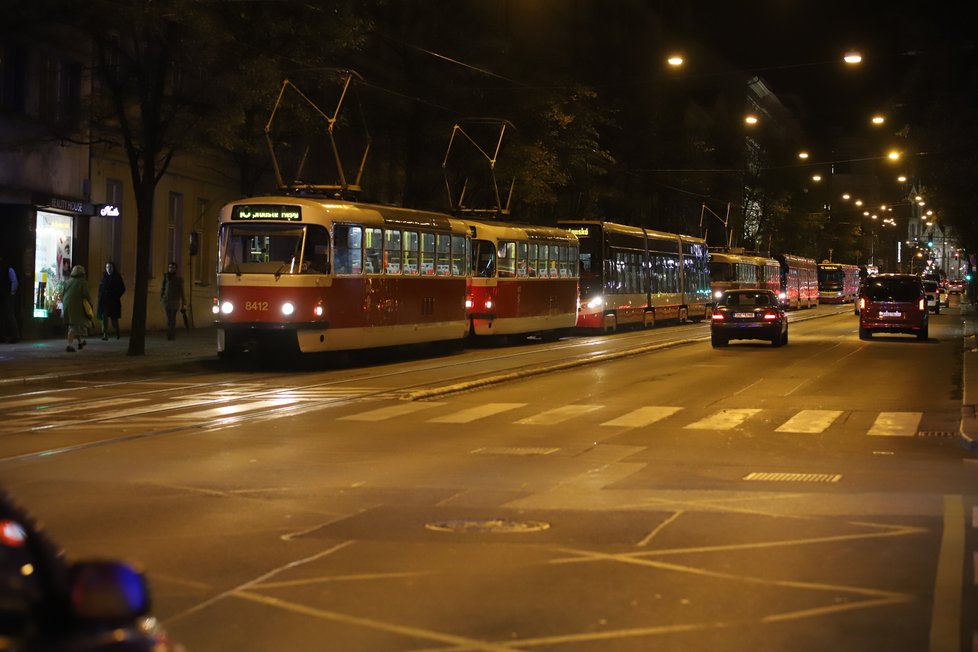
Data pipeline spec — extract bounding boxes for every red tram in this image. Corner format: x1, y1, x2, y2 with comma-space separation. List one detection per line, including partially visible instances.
708, 249, 781, 301
557, 220, 712, 331
774, 253, 819, 309
213, 196, 580, 355
467, 221, 579, 338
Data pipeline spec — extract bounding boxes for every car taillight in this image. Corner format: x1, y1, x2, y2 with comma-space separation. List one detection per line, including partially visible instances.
711, 313, 725, 321
859, 297, 865, 309
762, 312, 778, 320
918, 298, 925, 311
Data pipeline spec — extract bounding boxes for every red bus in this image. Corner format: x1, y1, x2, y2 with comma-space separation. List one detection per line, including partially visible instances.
467, 221, 579, 339
558, 220, 711, 332
817, 261, 860, 303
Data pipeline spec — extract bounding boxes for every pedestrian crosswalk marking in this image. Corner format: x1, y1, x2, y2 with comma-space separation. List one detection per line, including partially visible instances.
683, 408, 761, 430
338, 402, 445, 422
515, 404, 603, 425
171, 398, 300, 420
775, 409, 844, 434
429, 403, 526, 424
600, 406, 682, 428
867, 412, 923, 437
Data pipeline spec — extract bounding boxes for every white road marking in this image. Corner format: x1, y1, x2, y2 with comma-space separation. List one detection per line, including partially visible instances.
775, 409, 844, 434
683, 409, 761, 430
428, 403, 526, 423
515, 404, 604, 425
338, 403, 444, 422
867, 412, 923, 437
600, 406, 682, 428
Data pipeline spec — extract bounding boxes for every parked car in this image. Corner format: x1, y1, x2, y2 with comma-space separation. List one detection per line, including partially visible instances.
0, 489, 182, 651
922, 280, 941, 314
858, 273, 928, 340
710, 289, 788, 347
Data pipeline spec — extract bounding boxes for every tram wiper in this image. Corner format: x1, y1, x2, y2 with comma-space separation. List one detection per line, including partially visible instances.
274, 263, 286, 280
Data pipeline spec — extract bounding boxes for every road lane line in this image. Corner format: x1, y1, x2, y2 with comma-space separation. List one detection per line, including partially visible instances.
929, 494, 964, 652
867, 411, 923, 437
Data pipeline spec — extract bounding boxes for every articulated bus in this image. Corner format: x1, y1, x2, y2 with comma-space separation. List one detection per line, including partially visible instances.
557, 220, 711, 332
468, 221, 579, 338
708, 249, 781, 300
213, 196, 581, 356
774, 253, 819, 309
816, 261, 860, 303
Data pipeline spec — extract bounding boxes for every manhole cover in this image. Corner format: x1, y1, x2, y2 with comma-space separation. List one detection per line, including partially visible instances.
425, 519, 551, 533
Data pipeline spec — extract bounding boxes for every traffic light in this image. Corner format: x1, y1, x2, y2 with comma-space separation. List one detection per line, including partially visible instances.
927, 240, 934, 248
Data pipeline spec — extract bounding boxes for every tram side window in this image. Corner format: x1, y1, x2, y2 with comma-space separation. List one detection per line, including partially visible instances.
302, 225, 330, 273
420, 232, 436, 275
527, 243, 538, 276
436, 234, 452, 275
516, 242, 529, 277
365, 228, 383, 275
569, 246, 579, 276
384, 229, 401, 274
333, 225, 362, 274
558, 246, 572, 278
403, 231, 419, 275
498, 241, 517, 278
451, 234, 467, 275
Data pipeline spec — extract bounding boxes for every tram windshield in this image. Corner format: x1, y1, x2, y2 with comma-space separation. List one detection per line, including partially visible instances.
220, 223, 330, 274
709, 261, 736, 282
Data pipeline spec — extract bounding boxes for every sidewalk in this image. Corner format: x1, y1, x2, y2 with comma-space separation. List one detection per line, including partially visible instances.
0, 327, 218, 387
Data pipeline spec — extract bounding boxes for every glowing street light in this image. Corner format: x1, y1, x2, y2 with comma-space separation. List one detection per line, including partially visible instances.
871, 114, 885, 125
843, 51, 863, 64
667, 54, 684, 67
744, 114, 759, 126
887, 150, 901, 161
798, 151, 810, 160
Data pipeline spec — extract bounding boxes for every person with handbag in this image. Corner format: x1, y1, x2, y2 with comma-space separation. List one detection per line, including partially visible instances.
62, 264, 92, 352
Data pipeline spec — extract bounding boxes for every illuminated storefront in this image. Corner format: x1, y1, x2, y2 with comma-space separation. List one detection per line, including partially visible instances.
33, 211, 75, 318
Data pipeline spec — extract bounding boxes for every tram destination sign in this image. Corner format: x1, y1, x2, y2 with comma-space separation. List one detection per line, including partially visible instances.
231, 205, 302, 221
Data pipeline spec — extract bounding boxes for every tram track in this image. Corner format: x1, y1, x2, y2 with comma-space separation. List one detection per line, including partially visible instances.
0, 309, 848, 464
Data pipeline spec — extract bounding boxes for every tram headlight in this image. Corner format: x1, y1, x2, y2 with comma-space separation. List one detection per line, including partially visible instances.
220, 301, 234, 315
778, 292, 787, 301
465, 296, 474, 309
313, 304, 324, 317
211, 299, 220, 315
586, 296, 603, 310
484, 299, 493, 310
281, 302, 295, 316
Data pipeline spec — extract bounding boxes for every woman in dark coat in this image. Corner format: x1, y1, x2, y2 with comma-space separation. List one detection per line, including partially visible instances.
97, 261, 125, 340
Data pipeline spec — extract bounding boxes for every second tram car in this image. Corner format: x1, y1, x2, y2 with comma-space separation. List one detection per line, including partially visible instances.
467, 221, 579, 338
817, 261, 860, 303
708, 249, 781, 301
774, 253, 819, 309
557, 220, 712, 332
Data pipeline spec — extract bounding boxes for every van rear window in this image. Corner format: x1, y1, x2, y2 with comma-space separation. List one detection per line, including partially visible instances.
865, 278, 921, 302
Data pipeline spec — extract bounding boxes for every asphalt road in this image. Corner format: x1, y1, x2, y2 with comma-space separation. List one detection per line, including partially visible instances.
1, 306, 975, 651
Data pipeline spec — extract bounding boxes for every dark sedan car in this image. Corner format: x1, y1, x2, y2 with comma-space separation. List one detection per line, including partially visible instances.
710, 289, 788, 347
0, 489, 181, 651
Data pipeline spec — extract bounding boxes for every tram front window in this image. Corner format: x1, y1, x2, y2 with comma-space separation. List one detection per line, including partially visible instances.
709, 261, 735, 282
220, 224, 330, 274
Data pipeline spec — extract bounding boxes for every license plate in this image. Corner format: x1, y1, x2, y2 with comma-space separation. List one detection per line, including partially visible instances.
733, 312, 755, 318
879, 310, 902, 318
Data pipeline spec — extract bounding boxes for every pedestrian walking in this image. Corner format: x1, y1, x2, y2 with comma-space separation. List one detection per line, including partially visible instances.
0, 255, 19, 343
160, 261, 185, 340
97, 261, 125, 340
62, 264, 92, 352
